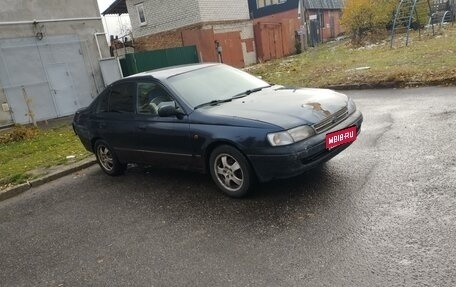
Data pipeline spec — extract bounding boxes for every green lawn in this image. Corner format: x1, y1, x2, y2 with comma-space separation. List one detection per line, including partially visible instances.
0, 125, 91, 189
248, 27, 456, 88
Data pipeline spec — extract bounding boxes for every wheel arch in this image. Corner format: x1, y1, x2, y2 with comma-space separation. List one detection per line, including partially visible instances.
203, 140, 255, 176
91, 137, 102, 152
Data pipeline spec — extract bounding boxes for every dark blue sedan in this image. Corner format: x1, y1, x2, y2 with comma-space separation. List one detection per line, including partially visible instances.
73, 63, 363, 197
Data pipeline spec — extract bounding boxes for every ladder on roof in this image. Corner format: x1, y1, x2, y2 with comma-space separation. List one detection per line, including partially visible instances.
390, 0, 431, 47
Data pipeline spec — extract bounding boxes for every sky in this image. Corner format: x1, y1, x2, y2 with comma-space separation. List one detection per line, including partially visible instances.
97, 0, 132, 42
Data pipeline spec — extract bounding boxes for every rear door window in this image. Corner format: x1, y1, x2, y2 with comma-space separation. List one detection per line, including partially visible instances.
109, 82, 136, 113
95, 89, 109, 113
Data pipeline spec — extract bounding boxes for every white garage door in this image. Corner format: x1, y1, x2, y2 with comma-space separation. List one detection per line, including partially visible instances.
0, 35, 92, 124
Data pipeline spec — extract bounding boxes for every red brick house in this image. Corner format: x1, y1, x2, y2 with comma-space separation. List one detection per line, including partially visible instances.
103, 0, 257, 68
301, 0, 345, 46
248, 0, 301, 61
248, 0, 345, 61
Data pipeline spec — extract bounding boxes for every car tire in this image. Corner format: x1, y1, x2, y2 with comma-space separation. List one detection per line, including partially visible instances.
94, 140, 126, 176
209, 145, 254, 198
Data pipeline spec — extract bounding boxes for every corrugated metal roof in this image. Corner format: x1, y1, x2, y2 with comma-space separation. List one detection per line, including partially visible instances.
303, 0, 344, 9
102, 0, 127, 16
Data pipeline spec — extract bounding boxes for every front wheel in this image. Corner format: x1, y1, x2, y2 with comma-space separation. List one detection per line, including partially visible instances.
209, 145, 254, 198
94, 140, 126, 176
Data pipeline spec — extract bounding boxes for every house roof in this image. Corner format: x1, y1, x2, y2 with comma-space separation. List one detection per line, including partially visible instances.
303, 0, 344, 9
102, 0, 128, 16
248, 0, 300, 19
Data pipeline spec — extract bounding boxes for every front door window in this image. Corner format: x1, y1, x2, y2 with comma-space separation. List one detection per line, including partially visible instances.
137, 82, 173, 115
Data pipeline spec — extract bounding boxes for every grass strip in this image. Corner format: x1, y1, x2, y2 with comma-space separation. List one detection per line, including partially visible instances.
248, 28, 456, 88
0, 125, 91, 188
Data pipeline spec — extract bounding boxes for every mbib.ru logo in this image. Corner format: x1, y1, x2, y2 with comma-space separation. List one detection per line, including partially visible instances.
326, 126, 357, 149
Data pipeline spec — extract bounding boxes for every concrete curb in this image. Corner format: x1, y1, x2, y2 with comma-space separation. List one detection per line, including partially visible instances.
326, 82, 400, 90
325, 80, 456, 91
0, 156, 97, 202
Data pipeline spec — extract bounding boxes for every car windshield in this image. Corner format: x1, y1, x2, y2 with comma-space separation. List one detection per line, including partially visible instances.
166, 65, 270, 108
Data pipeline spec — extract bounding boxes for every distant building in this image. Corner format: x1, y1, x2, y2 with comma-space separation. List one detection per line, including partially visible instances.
247, 0, 345, 61
0, 0, 110, 126
248, 0, 301, 61
301, 0, 345, 46
103, 0, 257, 68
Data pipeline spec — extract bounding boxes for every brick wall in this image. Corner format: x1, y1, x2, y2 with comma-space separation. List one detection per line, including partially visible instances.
133, 29, 184, 51
127, 0, 251, 38
306, 10, 345, 41
323, 10, 344, 40
198, 0, 250, 22
127, 0, 201, 38
252, 9, 299, 24
126, 0, 256, 67
203, 21, 257, 66
253, 9, 301, 60
135, 20, 257, 67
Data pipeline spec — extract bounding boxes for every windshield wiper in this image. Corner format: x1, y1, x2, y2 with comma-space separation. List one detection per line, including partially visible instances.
194, 86, 271, 109
232, 85, 271, 98
194, 98, 233, 109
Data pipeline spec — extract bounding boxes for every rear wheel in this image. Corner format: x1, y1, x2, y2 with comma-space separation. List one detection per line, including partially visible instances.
94, 140, 126, 176
209, 145, 254, 198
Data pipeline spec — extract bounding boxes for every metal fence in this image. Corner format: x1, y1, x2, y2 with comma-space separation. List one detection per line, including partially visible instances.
119, 46, 199, 77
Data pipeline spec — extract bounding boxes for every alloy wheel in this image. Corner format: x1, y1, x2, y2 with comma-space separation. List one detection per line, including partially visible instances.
214, 153, 244, 192
97, 145, 114, 172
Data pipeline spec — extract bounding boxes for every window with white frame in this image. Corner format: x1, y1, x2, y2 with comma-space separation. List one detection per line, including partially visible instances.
136, 3, 147, 26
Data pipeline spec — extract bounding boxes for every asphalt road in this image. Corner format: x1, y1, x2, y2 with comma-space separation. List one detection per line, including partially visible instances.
1, 87, 456, 287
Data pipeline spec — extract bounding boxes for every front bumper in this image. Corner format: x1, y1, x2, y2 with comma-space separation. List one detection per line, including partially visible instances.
247, 110, 363, 182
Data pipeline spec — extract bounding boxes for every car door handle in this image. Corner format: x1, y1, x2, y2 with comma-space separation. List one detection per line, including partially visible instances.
138, 125, 146, 131
99, 123, 106, 129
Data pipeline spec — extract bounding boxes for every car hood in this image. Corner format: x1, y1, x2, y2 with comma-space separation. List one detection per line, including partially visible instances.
203, 87, 349, 130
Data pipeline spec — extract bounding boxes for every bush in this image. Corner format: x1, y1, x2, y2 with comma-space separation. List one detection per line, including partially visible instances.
341, 0, 397, 45
0, 125, 39, 144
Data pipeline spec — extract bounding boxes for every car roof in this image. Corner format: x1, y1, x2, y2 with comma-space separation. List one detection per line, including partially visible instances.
126, 63, 219, 81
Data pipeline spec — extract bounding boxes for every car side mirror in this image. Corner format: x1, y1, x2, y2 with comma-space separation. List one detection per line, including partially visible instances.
158, 102, 179, 117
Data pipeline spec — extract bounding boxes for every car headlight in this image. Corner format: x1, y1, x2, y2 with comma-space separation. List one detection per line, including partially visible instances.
267, 125, 315, 146
347, 97, 357, 114
288, 125, 315, 142
267, 131, 294, 146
